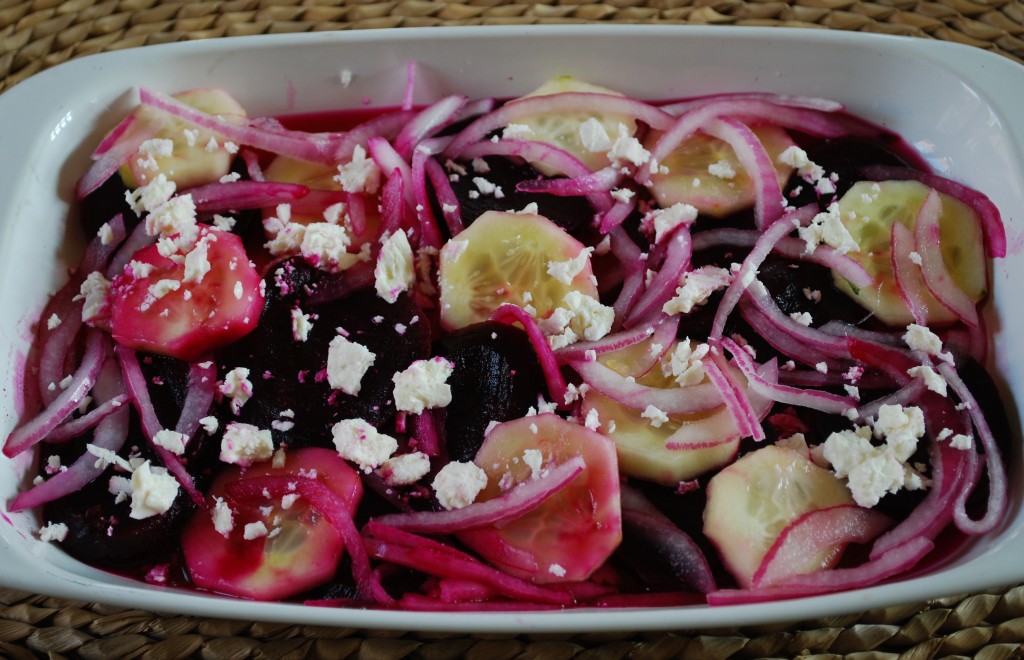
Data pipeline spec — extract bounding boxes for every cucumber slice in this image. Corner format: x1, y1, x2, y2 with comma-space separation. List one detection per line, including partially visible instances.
644, 124, 796, 218
437, 210, 599, 331
513, 77, 636, 174
703, 445, 853, 588
834, 180, 987, 326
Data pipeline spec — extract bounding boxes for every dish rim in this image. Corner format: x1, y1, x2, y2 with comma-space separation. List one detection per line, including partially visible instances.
0, 24, 1021, 633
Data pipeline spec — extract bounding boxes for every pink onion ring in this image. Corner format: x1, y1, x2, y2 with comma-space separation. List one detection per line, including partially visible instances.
914, 189, 980, 328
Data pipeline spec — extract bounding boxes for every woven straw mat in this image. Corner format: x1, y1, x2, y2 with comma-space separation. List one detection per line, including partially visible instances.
2, 0, 1024, 658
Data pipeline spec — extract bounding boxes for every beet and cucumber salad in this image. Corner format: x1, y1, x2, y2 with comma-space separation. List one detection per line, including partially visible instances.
4, 69, 1012, 610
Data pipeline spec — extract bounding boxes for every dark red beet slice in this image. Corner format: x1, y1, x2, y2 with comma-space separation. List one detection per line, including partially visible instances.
439, 156, 592, 234
438, 322, 546, 462
216, 258, 430, 449
79, 174, 138, 237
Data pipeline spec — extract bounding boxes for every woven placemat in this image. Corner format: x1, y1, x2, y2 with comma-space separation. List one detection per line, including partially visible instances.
2, 0, 1024, 657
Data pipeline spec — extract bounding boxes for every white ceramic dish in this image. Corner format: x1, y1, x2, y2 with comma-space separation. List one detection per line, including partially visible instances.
0, 25, 1021, 633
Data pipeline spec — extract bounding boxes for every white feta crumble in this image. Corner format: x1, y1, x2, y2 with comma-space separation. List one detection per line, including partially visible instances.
816, 362, 829, 374
548, 564, 567, 578
98, 222, 115, 245
243, 521, 269, 540
950, 434, 974, 450
501, 123, 534, 140
641, 405, 670, 428
432, 461, 488, 510
584, 407, 601, 431
145, 194, 198, 249
334, 145, 381, 194
522, 449, 544, 480
126, 174, 176, 215
130, 461, 180, 520
332, 418, 398, 472
803, 287, 822, 303
643, 203, 698, 243
38, 522, 69, 543
219, 367, 253, 414
538, 291, 614, 349
152, 429, 189, 456
86, 444, 132, 472
77, 271, 111, 324
211, 497, 234, 538
375, 231, 416, 303
326, 335, 376, 395
663, 266, 732, 315
777, 145, 811, 169
907, 365, 947, 396
219, 422, 274, 466
798, 202, 860, 255
546, 247, 594, 285
661, 340, 709, 387
579, 117, 613, 152
46, 313, 61, 330
909, 251, 923, 266
379, 451, 431, 486
392, 357, 454, 414
281, 494, 300, 510
902, 324, 953, 363
291, 307, 314, 342
199, 416, 219, 435
182, 234, 214, 284
789, 311, 813, 327
607, 123, 650, 167
301, 222, 352, 272
707, 159, 736, 179
844, 385, 861, 400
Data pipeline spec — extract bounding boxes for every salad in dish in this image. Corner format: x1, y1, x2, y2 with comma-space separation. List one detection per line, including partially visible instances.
4, 67, 1011, 610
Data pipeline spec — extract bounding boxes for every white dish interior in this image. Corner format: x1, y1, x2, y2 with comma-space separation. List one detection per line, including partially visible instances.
0, 25, 1021, 632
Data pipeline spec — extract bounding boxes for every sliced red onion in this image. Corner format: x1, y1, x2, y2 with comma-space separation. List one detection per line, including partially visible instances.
516, 166, 622, 196
861, 165, 1006, 259
660, 93, 844, 115
139, 87, 346, 164
722, 338, 857, 415
4, 330, 108, 458
692, 228, 874, 290
240, 148, 265, 181
624, 226, 691, 327
368, 136, 415, 211
344, 192, 369, 238
394, 95, 468, 159
304, 261, 375, 305
554, 316, 664, 364
817, 320, 902, 347
710, 205, 817, 342
708, 537, 934, 605
187, 180, 309, 214
740, 302, 836, 368
458, 139, 592, 178
938, 362, 1008, 535
332, 110, 418, 163
92, 112, 138, 158
411, 149, 444, 249
106, 218, 156, 279
890, 221, 930, 326
702, 116, 785, 230
914, 189, 980, 328
704, 352, 758, 440
9, 358, 129, 511
424, 157, 464, 236
45, 394, 130, 443
364, 522, 575, 605
571, 359, 723, 415
443, 93, 674, 160
597, 195, 636, 235
402, 59, 417, 111
77, 121, 158, 199
116, 345, 205, 507
489, 304, 568, 405
175, 361, 217, 438
739, 282, 854, 363
36, 283, 85, 407
752, 504, 892, 588
609, 227, 647, 326
230, 476, 393, 605
81, 213, 128, 273
374, 456, 584, 533
380, 168, 407, 238
853, 379, 926, 422
413, 409, 441, 458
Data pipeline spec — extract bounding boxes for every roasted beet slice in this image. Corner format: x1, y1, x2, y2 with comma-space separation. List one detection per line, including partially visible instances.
440, 156, 592, 234
217, 259, 430, 449
79, 173, 138, 237
438, 322, 546, 462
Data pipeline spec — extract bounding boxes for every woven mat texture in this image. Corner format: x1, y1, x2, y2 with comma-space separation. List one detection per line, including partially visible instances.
2, 0, 1024, 657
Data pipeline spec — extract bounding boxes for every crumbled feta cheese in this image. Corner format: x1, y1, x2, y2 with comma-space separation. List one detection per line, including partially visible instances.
663, 266, 732, 315
125, 174, 176, 214
661, 340, 709, 387
909, 251, 923, 266
789, 311, 813, 327
212, 497, 234, 537
950, 434, 973, 450
578, 117, 613, 152
584, 407, 601, 431
334, 145, 381, 194
46, 313, 61, 330
199, 416, 219, 435
301, 222, 352, 272
522, 449, 544, 480
907, 365, 947, 396
130, 461, 180, 520
86, 444, 133, 472
243, 521, 269, 540
502, 123, 533, 140
375, 231, 416, 303
152, 429, 189, 456
145, 194, 198, 249
333, 419, 398, 472
902, 323, 953, 363
392, 357, 454, 414
326, 335, 376, 395
290, 307, 314, 342
777, 145, 811, 168
432, 461, 488, 510
547, 247, 594, 286
641, 405, 669, 428
219, 422, 274, 467
378, 451, 431, 486
38, 522, 69, 543
548, 564, 567, 578
77, 271, 111, 324
538, 291, 614, 350
798, 202, 859, 255
607, 123, 650, 166
181, 234, 213, 285
708, 159, 736, 179
219, 367, 253, 414
643, 203, 698, 243
816, 362, 829, 373
844, 385, 861, 400
803, 287, 822, 303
